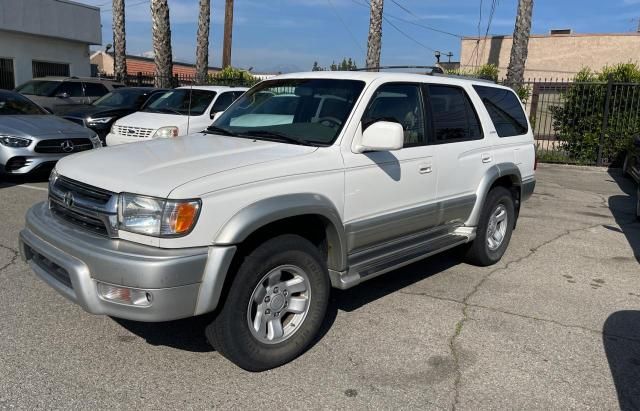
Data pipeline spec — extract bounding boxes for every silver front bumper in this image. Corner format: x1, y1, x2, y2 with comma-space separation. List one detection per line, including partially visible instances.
19, 202, 235, 322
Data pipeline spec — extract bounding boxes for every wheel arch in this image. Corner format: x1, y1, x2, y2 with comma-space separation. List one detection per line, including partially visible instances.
214, 193, 347, 272
466, 163, 522, 227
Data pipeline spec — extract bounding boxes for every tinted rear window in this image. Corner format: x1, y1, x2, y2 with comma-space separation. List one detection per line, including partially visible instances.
473, 85, 528, 137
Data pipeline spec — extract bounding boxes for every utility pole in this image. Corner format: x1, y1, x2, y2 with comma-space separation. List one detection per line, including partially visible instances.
222, 0, 234, 68
366, 0, 383, 70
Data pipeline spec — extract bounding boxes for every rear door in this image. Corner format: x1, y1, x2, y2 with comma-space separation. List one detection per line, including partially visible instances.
52, 81, 84, 111
427, 84, 489, 225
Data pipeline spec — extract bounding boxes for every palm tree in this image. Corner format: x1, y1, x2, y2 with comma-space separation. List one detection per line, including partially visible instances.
366, 0, 383, 70
195, 0, 211, 84
151, 0, 173, 88
112, 0, 127, 82
505, 0, 534, 89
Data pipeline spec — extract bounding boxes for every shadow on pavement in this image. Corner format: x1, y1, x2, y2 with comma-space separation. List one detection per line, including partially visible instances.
114, 249, 463, 355
0, 168, 51, 188
607, 169, 640, 263
603, 311, 640, 410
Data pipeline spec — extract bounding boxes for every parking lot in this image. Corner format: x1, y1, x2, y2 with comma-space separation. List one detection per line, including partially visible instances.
0, 163, 638, 409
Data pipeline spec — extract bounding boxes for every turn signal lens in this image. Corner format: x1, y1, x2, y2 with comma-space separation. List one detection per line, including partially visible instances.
161, 200, 201, 235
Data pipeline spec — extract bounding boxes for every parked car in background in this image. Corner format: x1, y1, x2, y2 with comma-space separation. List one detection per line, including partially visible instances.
105, 86, 247, 146
60, 87, 169, 144
622, 135, 640, 219
0, 90, 101, 176
15, 77, 124, 114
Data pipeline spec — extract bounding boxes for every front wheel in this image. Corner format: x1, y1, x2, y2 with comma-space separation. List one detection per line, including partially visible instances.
465, 186, 515, 266
206, 234, 330, 371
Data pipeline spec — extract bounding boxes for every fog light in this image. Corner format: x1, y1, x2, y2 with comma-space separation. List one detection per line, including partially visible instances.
97, 282, 152, 306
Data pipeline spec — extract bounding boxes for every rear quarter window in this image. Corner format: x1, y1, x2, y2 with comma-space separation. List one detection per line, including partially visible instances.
473, 85, 528, 137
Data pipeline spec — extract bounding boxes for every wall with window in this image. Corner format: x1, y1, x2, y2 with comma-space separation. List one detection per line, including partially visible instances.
0, 30, 91, 88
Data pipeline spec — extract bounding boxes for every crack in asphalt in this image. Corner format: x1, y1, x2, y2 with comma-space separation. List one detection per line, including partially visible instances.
439, 222, 604, 411
0, 243, 18, 274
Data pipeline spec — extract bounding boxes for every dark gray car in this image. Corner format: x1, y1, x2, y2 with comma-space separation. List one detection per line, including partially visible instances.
0, 90, 102, 176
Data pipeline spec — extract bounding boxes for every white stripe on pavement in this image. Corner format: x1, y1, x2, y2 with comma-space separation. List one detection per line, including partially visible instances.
18, 184, 48, 192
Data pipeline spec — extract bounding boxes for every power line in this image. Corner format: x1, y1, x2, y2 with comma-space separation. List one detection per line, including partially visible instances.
478, 0, 499, 64
101, 0, 149, 13
381, 12, 437, 53
327, 0, 366, 53
351, 0, 462, 39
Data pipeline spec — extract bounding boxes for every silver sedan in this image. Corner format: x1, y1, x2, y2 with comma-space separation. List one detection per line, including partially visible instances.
0, 90, 101, 176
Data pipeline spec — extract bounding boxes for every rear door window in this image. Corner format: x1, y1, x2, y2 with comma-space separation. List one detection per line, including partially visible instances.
427, 85, 482, 143
84, 82, 109, 97
211, 92, 237, 113
473, 85, 528, 137
55, 82, 83, 97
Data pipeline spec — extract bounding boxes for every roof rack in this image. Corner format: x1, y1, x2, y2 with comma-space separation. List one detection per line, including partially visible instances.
431, 73, 497, 83
351, 65, 444, 74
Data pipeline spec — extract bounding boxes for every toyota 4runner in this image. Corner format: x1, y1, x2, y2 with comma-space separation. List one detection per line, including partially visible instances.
19, 71, 535, 371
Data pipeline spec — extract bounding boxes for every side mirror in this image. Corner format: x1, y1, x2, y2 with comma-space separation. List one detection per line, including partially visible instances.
55, 92, 69, 99
211, 111, 223, 121
355, 121, 404, 153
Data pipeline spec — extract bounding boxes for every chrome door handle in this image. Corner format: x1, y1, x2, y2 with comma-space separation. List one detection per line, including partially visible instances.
419, 165, 432, 174
481, 153, 492, 163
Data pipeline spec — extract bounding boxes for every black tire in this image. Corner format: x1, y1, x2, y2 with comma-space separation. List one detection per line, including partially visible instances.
205, 234, 330, 371
636, 185, 640, 221
465, 186, 515, 266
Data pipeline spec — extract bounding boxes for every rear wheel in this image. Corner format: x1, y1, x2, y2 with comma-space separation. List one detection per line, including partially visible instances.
206, 234, 330, 371
465, 186, 515, 266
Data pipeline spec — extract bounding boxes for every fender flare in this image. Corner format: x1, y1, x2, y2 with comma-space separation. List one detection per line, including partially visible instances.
466, 163, 522, 227
214, 193, 348, 271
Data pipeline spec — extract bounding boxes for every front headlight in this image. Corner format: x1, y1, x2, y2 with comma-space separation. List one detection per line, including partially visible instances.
119, 193, 201, 237
87, 116, 113, 124
0, 135, 31, 148
152, 126, 179, 138
89, 133, 102, 148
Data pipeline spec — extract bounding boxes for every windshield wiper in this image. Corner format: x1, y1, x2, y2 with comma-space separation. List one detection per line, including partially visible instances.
204, 125, 237, 136
241, 130, 313, 146
155, 107, 183, 115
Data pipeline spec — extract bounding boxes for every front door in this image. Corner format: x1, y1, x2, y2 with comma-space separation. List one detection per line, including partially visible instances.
342, 82, 437, 253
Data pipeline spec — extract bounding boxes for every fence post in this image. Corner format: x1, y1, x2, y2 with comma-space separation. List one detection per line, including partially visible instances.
597, 77, 614, 166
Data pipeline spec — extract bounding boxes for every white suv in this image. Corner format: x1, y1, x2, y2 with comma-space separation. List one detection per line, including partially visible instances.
19, 71, 535, 371
105, 85, 247, 145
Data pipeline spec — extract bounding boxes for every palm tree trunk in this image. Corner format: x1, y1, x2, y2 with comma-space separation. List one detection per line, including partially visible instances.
505, 0, 534, 89
112, 0, 127, 82
195, 0, 210, 84
366, 0, 383, 70
151, 0, 173, 88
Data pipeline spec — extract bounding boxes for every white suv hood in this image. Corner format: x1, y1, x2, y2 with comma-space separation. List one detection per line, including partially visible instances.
55, 133, 317, 198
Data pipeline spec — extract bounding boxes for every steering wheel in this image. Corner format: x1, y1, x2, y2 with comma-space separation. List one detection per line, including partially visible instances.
316, 116, 343, 129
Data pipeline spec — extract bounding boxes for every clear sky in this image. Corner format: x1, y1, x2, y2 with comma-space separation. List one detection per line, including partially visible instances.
80, 0, 640, 72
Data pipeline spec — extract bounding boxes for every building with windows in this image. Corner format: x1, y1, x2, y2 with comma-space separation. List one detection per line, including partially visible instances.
0, 0, 101, 90
460, 30, 640, 80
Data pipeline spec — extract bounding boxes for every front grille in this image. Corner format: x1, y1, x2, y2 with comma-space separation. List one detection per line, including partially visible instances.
5, 156, 31, 171
112, 125, 155, 139
24, 244, 72, 289
49, 176, 118, 237
63, 117, 86, 127
35, 138, 93, 154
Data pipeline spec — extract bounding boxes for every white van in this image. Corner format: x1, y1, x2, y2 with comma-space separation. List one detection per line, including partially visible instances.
105, 86, 247, 146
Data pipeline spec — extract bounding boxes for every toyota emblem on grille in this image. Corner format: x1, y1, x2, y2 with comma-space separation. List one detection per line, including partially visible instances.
63, 191, 74, 207
60, 140, 74, 153
127, 129, 136, 134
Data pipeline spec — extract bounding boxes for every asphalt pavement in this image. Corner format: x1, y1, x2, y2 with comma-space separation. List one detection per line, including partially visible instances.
0, 164, 639, 409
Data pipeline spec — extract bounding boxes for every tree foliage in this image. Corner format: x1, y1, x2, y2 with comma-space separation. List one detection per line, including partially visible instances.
550, 63, 640, 164
312, 58, 358, 71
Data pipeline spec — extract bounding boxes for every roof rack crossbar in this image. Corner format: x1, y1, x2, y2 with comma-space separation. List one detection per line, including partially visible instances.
350, 65, 444, 74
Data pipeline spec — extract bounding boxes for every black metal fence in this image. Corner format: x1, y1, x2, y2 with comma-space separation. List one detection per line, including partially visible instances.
522, 78, 640, 166
100, 72, 259, 88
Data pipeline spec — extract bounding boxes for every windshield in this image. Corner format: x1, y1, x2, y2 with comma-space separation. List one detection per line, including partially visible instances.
93, 89, 148, 109
0, 93, 47, 115
211, 79, 365, 146
142, 89, 217, 115
15, 80, 60, 97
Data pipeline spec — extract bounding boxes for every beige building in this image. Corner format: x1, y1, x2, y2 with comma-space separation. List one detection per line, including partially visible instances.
460, 31, 640, 80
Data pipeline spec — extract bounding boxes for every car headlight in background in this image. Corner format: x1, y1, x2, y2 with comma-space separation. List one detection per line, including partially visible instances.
87, 116, 113, 124
152, 126, 179, 138
0, 135, 31, 148
89, 133, 102, 148
119, 193, 200, 237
